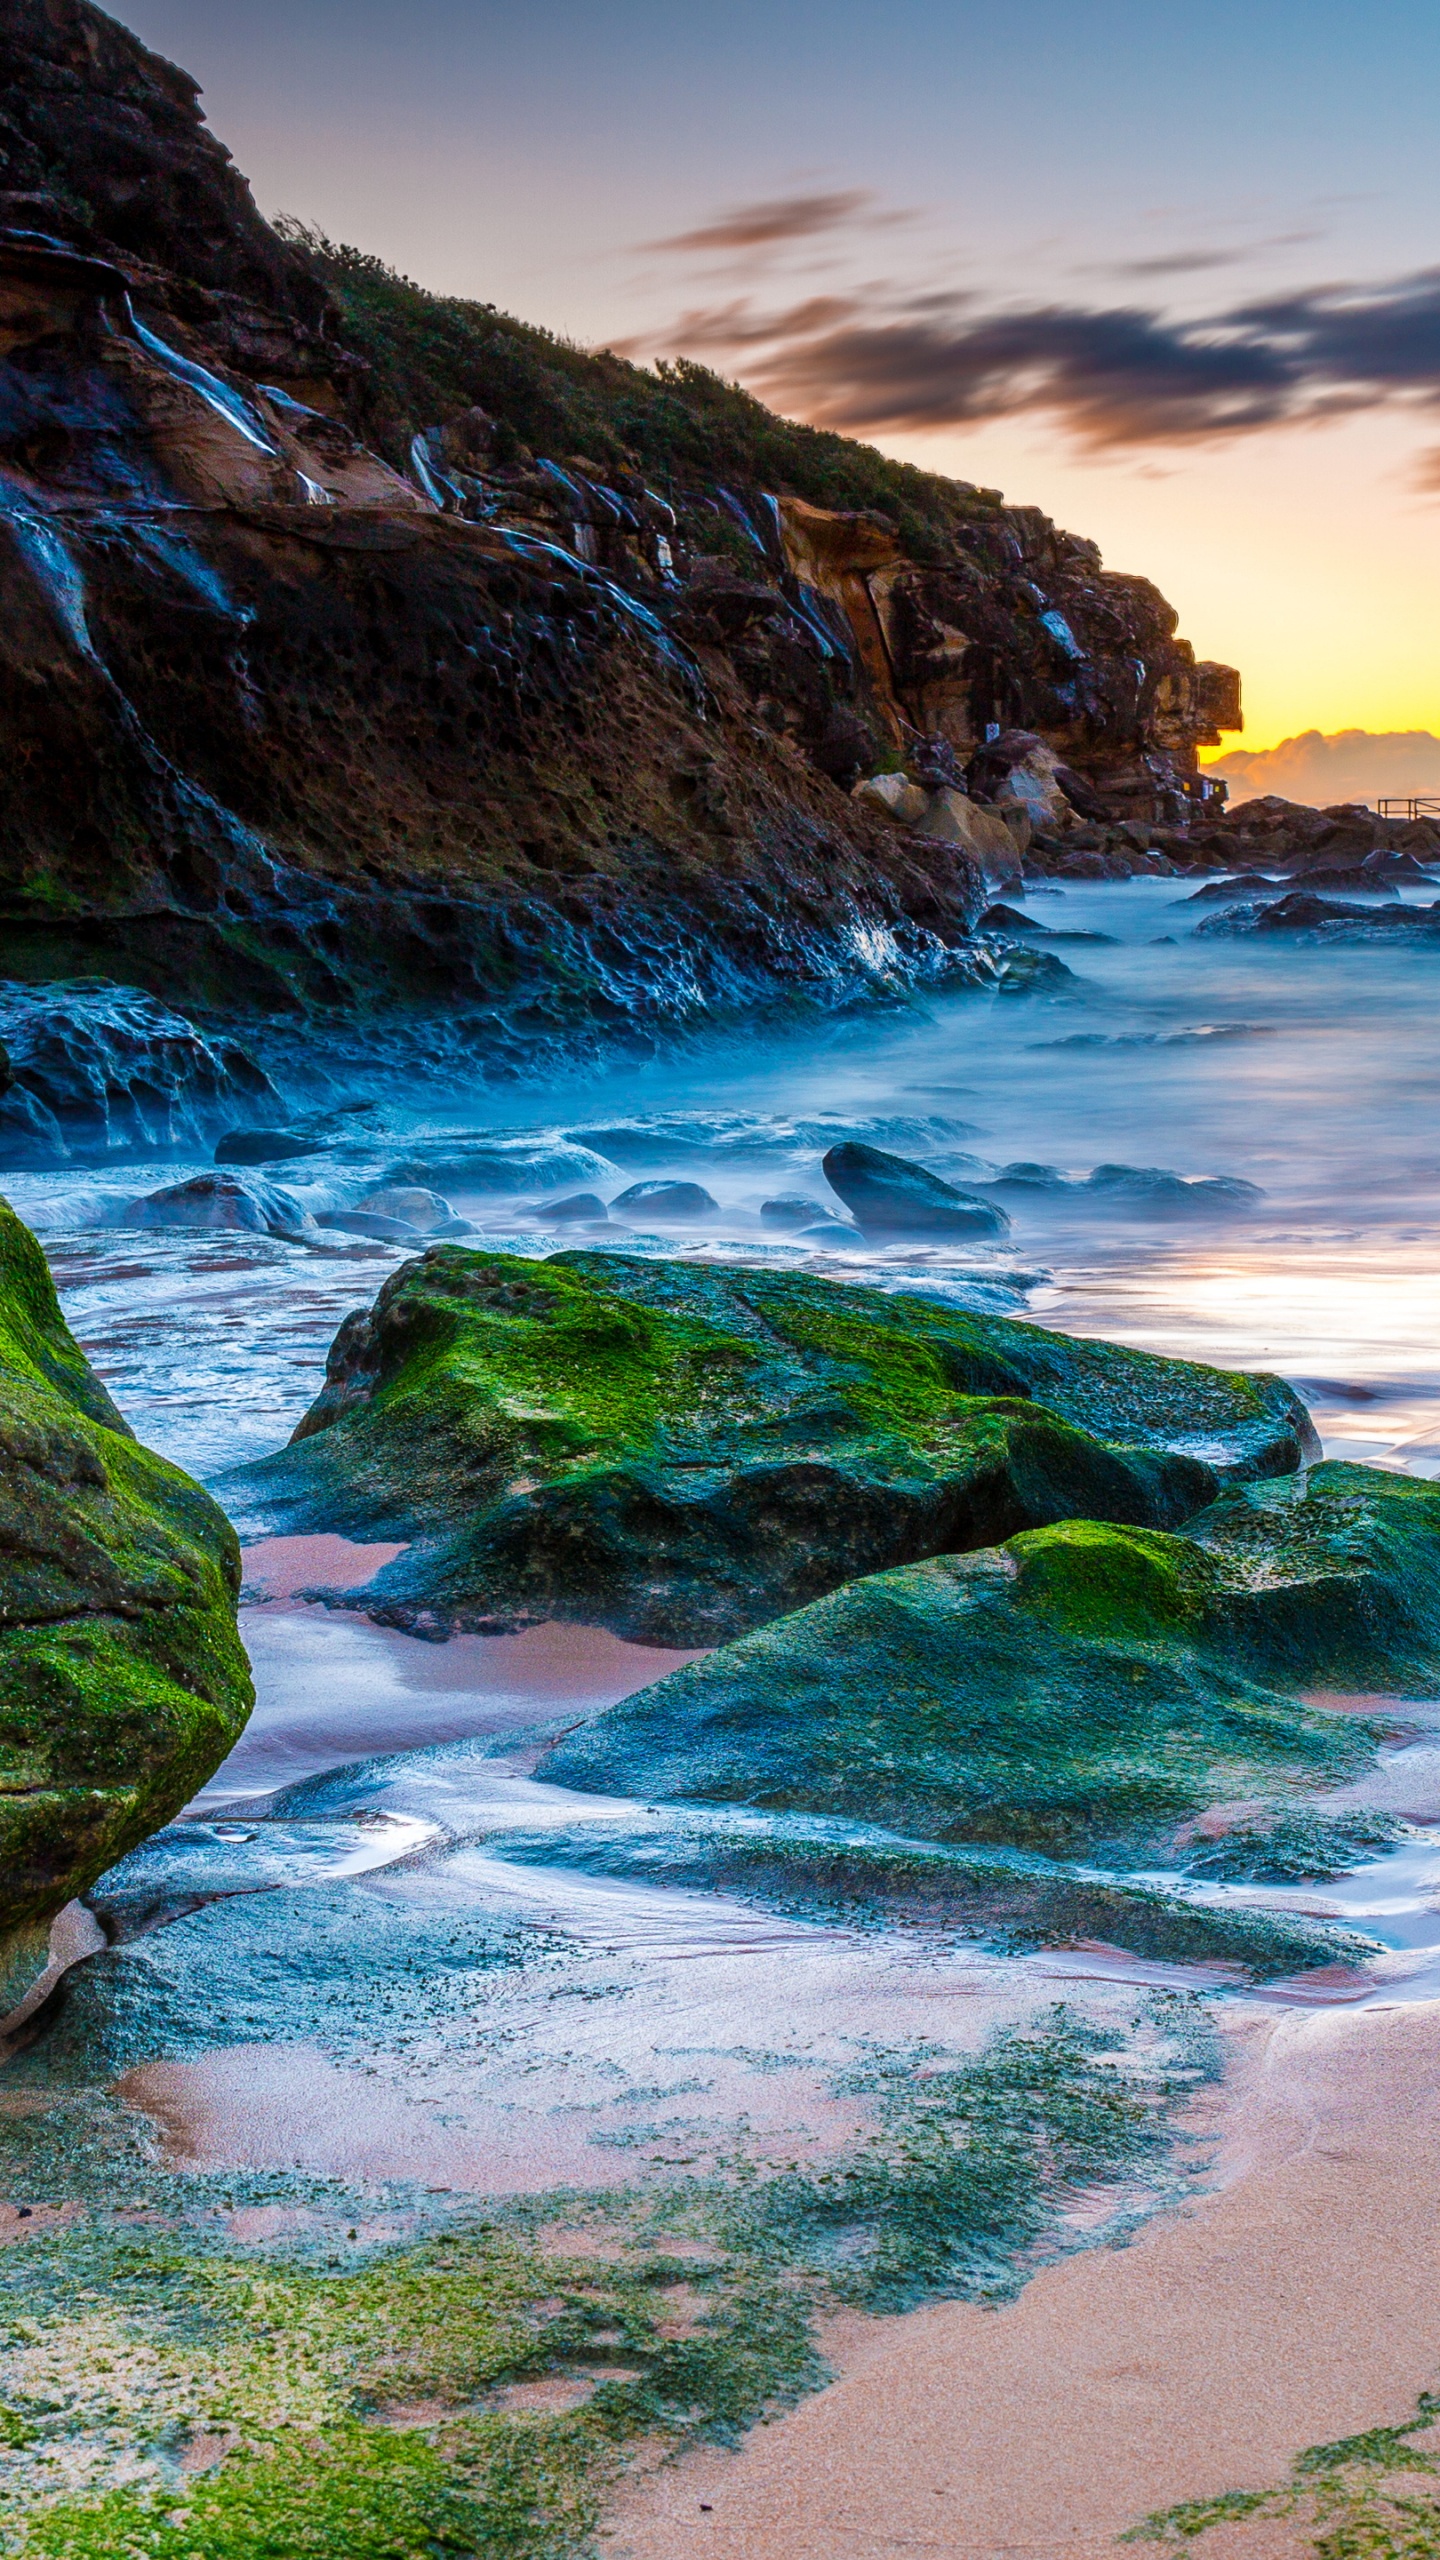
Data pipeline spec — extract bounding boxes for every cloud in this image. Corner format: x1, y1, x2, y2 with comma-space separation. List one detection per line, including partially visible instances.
642, 191, 880, 255
635, 264, 1440, 450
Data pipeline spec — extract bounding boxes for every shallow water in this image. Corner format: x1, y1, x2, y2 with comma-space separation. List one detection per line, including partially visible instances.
9, 879, 1440, 2175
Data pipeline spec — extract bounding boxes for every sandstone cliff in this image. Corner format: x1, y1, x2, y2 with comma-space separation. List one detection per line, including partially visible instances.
0, 0, 1240, 1065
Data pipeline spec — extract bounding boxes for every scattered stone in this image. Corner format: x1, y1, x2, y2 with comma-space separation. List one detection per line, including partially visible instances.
986, 1162, 1077, 1194
610, 1179, 719, 1221
994, 949, 1076, 995
822, 1142, 1011, 1242
316, 1210, 425, 1242
223, 1251, 1317, 1644
0, 1196, 252, 2016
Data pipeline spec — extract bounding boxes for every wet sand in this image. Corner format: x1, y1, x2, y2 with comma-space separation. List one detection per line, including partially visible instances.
607, 1998, 1440, 2559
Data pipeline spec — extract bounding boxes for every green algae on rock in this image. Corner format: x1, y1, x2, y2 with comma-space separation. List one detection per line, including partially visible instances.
224, 1248, 1315, 1644
537, 1465, 1440, 1859
0, 1197, 252, 2013
485, 1816, 1370, 1980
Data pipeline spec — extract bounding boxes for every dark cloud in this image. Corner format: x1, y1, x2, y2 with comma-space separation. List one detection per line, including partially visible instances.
1102, 249, 1251, 277
642, 191, 878, 255
644, 265, 1440, 449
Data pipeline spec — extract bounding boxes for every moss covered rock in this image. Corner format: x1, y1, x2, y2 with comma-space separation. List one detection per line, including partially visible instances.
537, 1465, 1440, 1857
0, 1198, 252, 2012
228, 1249, 1316, 1643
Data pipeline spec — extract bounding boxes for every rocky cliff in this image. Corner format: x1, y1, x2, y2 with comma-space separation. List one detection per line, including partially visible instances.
0, 0, 1240, 1077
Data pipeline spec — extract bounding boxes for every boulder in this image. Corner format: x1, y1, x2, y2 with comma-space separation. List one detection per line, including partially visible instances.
0, 981, 276, 1167
537, 1192, 609, 1224
822, 1141, 1011, 1242
355, 1186, 459, 1232
994, 949, 1076, 995
915, 788, 1018, 869
122, 1172, 309, 1235
538, 1465, 1438, 1860
221, 1248, 1317, 1645
610, 1179, 719, 1222
0, 1197, 252, 2015
852, 771, 930, 828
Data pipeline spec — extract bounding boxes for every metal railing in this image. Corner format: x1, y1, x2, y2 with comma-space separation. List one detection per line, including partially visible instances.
1378, 796, 1440, 820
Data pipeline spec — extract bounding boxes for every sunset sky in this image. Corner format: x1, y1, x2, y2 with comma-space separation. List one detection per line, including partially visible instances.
118, 0, 1440, 750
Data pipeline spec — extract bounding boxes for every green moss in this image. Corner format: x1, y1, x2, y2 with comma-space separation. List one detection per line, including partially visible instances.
538, 1465, 1436, 1858
0, 1200, 252, 1998
0, 2001, 1204, 2553
1130, 2389, 1440, 2554
229, 1250, 1312, 1643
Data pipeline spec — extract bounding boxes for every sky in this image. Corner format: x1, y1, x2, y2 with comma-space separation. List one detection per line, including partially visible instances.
116, 0, 1440, 751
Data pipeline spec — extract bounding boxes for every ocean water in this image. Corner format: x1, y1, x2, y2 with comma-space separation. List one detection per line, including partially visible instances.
9, 876, 1440, 2115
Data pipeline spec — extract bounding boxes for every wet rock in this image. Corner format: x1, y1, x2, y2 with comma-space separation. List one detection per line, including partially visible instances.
978, 903, 1044, 933
1198, 894, 1440, 940
0, 1081, 66, 1168
1085, 1164, 1263, 1214
610, 1179, 719, 1221
993, 949, 1076, 996
223, 1249, 1316, 1645
759, 1194, 832, 1230
0, 983, 276, 1167
122, 1171, 309, 1235
1182, 874, 1281, 903
0, 1196, 251, 2015
216, 1130, 328, 1165
822, 1141, 1011, 1242
539, 1464, 1436, 1859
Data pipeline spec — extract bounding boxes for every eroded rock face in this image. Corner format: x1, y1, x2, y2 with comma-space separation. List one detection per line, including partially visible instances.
222, 1248, 1316, 1644
0, 1195, 252, 2013
0, 979, 275, 1166
0, 0, 1242, 1060
538, 1464, 1439, 1858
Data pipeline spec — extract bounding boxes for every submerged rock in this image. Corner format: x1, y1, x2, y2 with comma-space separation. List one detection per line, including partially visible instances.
760, 1194, 833, 1230
822, 1140, 1010, 1242
122, 1171, 309, 1235
0, 1197, 252, 2015
1085, 1164, 1264, 1214
0, 982, 276, 1168
384, 1138, 616, 1193
538, 1191, 610, 1225
223, 1248, 1316, 1644
539, 1464, 1437, 1859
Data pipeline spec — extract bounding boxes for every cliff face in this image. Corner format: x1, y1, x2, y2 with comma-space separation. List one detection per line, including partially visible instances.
0, 0, 1240, 1062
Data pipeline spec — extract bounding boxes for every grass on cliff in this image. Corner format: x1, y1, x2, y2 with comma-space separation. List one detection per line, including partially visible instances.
0, 2002, 1205, 2558
279, 224, 1004, 563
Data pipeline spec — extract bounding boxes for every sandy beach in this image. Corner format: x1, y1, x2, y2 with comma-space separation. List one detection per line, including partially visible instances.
606, 1998, 1440, 2559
